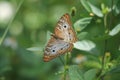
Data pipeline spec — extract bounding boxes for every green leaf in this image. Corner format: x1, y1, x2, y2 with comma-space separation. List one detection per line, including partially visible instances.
109, 24, 120, 36
88, 2, 103, 17
0, 66, 12, 74
46, 31, 52, 42
73, 40, 96, 52
27, 47, 43, 52
84, 69, 97, 80
115, 0, 120, 15
119, 46, 120, 51
80, 0, 91, 12
74, 17, 92, 31
107, 65, 120, 73
104, 65, 120, 80
84, 60, 101, 69
92, 34, 111, 41
69, 65, 84, 80
77, 32, 89, 40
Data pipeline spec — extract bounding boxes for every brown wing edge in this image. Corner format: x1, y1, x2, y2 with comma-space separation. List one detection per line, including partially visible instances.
43, 36, 73, 62
43, 13, 77, 62
43, 43, 73, 62
64, 13, 78, 43
54, 13, 78, 43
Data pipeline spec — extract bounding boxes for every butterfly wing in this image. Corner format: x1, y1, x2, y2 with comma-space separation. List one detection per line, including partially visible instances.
43, 13, 77, 62
54, 13, 77, 43
43, 36, 73, 62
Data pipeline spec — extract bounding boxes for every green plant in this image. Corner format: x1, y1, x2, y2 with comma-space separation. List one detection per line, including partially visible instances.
0, 0, 120, 80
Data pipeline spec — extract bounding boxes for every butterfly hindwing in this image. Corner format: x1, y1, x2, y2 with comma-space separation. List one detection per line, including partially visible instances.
44, 36, 73, 62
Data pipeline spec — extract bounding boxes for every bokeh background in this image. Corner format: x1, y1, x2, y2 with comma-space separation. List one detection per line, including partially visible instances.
0, 0, 120, 80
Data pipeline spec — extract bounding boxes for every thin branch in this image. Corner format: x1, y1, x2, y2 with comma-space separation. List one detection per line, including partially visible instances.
102, 13, 108, 72
59, 56, 65, 65
108, 0, 114, 31
63, 52, 71, 80
100, 0, 114, 80
0, 0, 24, 45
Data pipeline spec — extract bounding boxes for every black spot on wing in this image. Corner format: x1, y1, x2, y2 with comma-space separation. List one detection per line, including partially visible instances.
64, 25, 66, 28
52, 50, 55, 52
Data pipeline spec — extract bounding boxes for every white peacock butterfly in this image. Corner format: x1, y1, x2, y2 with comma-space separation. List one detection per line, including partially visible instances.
43, 13, 77, 62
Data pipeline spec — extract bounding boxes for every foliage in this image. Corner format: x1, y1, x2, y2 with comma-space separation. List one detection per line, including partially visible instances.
0, 0, 120, 80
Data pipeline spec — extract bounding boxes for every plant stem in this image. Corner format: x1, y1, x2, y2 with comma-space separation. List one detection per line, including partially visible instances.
0, 0, 24, 45
101, 13, 108, 80
100, 0, 114, 80
63, 52, 70, 80
63, 53, 68, 80
109, 0, 114, 30
59, 56, 65, 65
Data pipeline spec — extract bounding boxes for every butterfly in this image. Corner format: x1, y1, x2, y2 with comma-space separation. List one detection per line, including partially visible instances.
43, 13, 77, 62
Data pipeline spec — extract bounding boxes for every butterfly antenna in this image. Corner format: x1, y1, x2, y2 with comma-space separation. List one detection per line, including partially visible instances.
59, 56, 65, 65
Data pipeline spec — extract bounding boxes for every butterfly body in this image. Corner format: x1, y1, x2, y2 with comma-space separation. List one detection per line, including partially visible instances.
43, 13, 77, 62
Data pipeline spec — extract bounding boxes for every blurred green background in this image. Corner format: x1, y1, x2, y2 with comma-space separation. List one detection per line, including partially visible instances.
0, 0, 120, 80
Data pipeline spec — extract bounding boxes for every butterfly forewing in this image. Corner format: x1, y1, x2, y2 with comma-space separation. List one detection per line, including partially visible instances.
44, 36, 73, 62
54, 13, 77, 43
